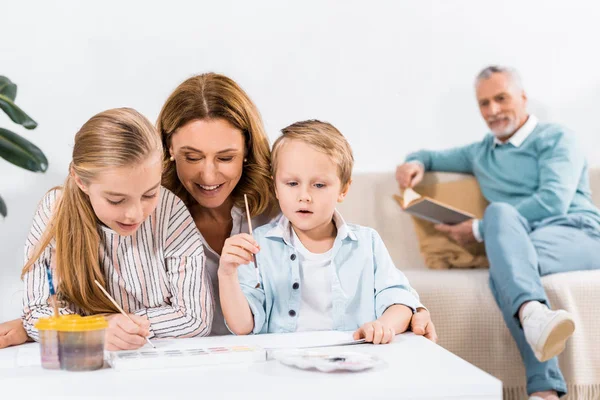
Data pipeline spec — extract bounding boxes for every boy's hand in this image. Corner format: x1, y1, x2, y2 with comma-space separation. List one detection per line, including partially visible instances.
218, 233, 260, 276
435, 220, 476, 246
0, 318, 29, 349
411, 308, 439, 343
353, 320, 396, 344
104, 314, 151, 351
396, 162, 425, 190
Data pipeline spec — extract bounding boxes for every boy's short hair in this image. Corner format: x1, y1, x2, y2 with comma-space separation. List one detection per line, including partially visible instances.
272, 120, 354, 186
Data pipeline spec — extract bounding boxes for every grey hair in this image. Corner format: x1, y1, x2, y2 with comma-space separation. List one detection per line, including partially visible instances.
475, 65, 524, 92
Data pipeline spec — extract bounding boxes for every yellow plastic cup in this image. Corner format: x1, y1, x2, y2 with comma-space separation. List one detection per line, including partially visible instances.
35, 315, 81, 370
54, 315, 108, 371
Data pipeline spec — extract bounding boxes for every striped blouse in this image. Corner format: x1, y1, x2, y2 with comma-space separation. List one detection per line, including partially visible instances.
22, 187, 214, 341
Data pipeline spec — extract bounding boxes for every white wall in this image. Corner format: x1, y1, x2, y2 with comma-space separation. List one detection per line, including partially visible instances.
1, 0, 599, 321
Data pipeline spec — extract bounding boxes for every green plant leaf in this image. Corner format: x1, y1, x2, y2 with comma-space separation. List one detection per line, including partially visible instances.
0, 93, 37, 130
0, 76, 17, 101
0, 127, 48, 172
0, 194, 6, 217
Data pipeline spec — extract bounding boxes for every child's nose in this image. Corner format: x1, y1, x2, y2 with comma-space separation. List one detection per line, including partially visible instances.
124, 201, 143, 222
298, 187, 312, 202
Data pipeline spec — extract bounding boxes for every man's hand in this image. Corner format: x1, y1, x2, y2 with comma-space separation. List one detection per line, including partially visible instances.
435, 219, 476, 246
410, 308, 438, 343
0, 318, 29, 349
396, 162, 425, 189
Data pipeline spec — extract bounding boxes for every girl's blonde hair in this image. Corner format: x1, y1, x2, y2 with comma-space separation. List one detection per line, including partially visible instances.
22, 108, 162, 315
157, 73, 274, 217
272, 120, 354, 186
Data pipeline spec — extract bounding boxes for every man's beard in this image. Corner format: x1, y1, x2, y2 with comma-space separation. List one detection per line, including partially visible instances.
489, 118, 517, 138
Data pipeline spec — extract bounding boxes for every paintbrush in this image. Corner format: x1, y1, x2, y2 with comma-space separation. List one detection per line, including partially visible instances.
93, 280, 155, 348
45, 266, 60, 318
244, 194, 261, 289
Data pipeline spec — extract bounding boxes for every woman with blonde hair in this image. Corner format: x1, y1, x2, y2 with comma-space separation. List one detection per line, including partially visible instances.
20, 108, 213, 350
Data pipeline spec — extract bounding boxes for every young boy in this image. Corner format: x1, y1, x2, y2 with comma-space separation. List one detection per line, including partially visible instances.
218, 120, 421, 344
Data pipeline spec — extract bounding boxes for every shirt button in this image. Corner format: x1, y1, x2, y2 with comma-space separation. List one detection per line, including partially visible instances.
292, 282, 300, 290
290, 254, 297, 261
289, 310, 296, 317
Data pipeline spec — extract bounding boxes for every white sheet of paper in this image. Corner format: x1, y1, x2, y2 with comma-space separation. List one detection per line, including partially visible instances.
400, 188, 422, 208
254, 330, 365, 350
0, 353, 14, 369
16, 348, 41, 367
139, 330, 365, 352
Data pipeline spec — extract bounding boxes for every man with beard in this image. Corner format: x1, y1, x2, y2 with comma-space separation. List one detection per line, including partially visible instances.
396, 65, 600, 400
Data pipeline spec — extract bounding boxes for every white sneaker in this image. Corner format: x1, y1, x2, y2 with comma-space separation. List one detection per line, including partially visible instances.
528, 394, 559, 400
521, 304, 575, 362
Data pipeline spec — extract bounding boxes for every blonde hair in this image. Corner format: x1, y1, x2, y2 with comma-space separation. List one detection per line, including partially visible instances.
157, 73, 274, 217
22, 108, 162, 315
272, 120, 354, 186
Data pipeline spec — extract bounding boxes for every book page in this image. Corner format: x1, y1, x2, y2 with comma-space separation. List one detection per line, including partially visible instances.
400, 188, 422, 208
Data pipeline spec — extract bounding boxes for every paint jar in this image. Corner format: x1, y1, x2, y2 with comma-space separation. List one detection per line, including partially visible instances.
35, 315, 81, 370
56, 315, 108, 371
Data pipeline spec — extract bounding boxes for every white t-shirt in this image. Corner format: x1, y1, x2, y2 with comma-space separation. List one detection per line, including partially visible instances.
290, 227, 334, 331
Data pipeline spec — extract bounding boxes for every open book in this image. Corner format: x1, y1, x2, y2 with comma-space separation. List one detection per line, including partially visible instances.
394, 188, 474, 225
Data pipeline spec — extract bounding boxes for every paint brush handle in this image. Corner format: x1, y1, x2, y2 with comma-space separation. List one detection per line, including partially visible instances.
51, 296, 60, 318
243, 194, 254, 234
93, 280, 155, 348
45, 266, 60, 318
244, 194, 261, 288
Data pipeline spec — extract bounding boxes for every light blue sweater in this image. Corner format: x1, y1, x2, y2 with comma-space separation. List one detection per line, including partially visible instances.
406, 122, 600, 237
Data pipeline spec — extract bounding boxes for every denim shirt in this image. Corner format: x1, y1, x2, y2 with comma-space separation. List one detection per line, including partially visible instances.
236, 211, 421, 334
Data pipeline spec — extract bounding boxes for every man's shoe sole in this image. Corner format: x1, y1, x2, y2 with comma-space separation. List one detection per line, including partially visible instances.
535, 312, 575, 362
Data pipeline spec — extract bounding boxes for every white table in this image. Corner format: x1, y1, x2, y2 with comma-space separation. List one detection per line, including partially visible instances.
0, 332, 501, 399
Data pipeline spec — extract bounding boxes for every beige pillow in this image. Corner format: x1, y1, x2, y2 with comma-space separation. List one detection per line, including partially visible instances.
395, 176, 489, 269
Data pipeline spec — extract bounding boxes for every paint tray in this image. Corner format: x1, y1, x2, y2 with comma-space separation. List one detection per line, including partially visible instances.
107, 345, 266, 371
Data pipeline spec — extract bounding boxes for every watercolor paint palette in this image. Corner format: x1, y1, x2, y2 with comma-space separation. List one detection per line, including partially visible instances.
107, 345, 266, 371
276, 349, 380, 372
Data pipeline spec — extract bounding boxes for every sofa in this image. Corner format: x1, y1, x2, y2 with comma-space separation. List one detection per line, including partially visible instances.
338, 171, 600, 400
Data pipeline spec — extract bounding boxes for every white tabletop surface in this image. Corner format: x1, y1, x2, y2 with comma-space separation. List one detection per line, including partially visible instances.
0, 332, 501, 400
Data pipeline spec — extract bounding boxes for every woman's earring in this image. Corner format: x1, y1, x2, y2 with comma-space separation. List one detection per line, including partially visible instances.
170, 156, 175, 162
244, 158, 248, 163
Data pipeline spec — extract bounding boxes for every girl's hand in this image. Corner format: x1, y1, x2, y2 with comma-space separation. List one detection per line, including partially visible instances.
218, 233, 260, 277
353, 320, 396, 344
104, 314, 150, 351
0, 318, 29, 349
